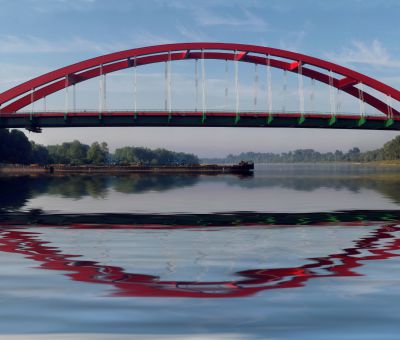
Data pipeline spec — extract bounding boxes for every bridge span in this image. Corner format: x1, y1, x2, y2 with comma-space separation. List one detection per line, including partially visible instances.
1, 42, 400, 131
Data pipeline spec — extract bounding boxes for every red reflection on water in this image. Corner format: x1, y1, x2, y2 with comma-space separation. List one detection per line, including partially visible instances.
0, 224, 399, 298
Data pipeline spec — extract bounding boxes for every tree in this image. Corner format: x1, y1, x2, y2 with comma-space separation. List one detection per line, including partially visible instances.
382, 136, 400, 160
7, 130, 31, 164
114, 147, 135, 164
30, 142, 50, 164
67, 140, 89, 165
87, 142, 109, 164
47, 142, 86, 164
0, 129, 11, 162
113, 146, 199, 165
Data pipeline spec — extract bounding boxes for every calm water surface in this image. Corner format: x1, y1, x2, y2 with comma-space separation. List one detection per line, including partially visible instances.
1, 164, 400, 339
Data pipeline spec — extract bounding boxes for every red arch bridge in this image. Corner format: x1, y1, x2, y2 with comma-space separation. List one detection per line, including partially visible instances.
1, 42, 400, 132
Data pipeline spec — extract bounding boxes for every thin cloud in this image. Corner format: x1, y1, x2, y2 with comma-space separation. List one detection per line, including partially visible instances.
325, 40, 400, 68
155, 0, 267, 10
0, 35, 128, 54
28, 0, 97, 13
194, 8, 269, 32
0, 34, 174, 55
279, 30, 307, 52
175, 24, 212, 42
130, 32, 175, 47
0, 63, 52, 91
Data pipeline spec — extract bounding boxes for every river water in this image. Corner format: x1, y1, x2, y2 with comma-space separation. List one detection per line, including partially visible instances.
1, 164, 400, 339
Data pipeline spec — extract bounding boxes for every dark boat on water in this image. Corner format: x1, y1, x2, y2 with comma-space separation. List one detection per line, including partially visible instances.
48, 161, 254, 174
0, 161, 254, 175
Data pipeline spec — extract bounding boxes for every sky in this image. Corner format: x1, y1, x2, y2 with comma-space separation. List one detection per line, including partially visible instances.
1, 0, 400, 157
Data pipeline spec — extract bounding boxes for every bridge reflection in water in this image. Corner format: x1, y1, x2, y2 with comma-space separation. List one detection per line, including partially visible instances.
0, 216, 399, 298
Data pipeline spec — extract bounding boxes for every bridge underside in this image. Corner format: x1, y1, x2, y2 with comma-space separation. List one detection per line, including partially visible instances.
0, 112, 399, 131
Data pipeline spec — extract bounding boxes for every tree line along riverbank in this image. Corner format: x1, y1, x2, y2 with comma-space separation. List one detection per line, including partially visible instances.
202, 136, 400, 164
0, 129, 199, 166
2, 128, 400, 166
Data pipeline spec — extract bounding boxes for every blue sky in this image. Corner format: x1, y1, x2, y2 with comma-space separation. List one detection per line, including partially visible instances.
1, 0, 400, 156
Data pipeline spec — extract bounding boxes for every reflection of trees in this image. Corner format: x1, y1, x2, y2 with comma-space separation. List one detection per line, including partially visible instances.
0, 176, 33, 210
220, 174, 400, 204
110, 174, 198, 194
0, 174, 200, 211
46, 176, 109, 199
366, 180, 400, 205
222, 175, 366, 192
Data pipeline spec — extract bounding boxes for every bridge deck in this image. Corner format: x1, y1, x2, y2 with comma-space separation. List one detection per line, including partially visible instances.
0, 111, 399, 131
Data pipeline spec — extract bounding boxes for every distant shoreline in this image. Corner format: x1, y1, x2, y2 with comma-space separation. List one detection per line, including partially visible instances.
203, 161, 400, 167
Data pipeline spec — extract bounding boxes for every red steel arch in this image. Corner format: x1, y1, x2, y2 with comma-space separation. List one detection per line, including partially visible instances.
0, 42, 399, 116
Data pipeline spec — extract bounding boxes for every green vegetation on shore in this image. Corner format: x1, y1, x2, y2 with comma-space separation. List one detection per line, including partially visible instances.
113, 146, 199, 166
202, 136, 400, 164
0, 129, 199, 166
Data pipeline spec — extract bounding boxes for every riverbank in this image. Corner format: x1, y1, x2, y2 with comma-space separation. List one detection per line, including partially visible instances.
0, 165, 48, 173
363, 160, 400, 167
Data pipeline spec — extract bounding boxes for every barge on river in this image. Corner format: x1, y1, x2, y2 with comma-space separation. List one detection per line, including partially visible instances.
0, 161, 254, 175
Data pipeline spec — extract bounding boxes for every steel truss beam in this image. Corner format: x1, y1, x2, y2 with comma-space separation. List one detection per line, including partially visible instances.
1, 111, 399, 131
